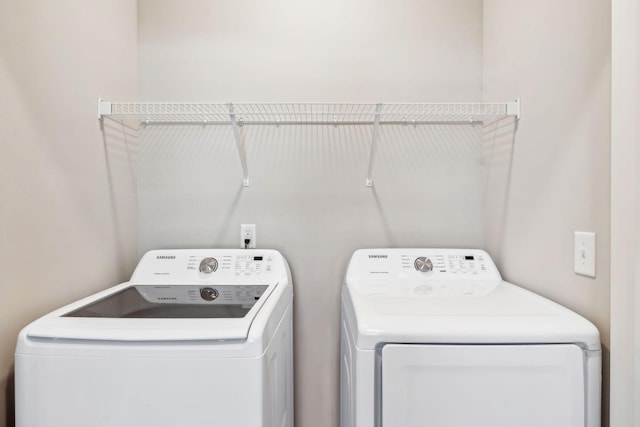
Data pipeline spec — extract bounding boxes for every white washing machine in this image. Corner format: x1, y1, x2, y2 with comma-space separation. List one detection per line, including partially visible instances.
341, 248, 601, 427
15, 249, 293, 427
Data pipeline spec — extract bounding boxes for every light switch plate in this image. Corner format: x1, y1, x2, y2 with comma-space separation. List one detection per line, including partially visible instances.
574, 231, 596, 278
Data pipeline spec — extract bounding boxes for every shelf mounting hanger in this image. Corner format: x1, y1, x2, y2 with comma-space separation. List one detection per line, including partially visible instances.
228, 103, 250, 187
365, 103, 382, 187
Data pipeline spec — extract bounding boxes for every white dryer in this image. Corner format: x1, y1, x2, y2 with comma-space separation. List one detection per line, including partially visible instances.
341, 248, 601, 427
16, 249, 293, 427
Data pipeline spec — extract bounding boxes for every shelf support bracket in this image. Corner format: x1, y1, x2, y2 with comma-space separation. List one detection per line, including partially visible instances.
507, 98, 521, 120
507, 98, 521, 131
365, 103, 382, 187
228, 103, 250, 187
97, 98, 112, 120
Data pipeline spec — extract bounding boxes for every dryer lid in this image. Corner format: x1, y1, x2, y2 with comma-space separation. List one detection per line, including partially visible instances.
343, 249, 601, 351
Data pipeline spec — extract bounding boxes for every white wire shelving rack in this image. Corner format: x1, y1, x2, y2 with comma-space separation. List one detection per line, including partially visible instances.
98, 99, 520, 187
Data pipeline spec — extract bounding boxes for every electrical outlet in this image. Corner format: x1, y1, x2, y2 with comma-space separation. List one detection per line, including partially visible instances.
574, 231, 596, 278
241, 224, 256, 249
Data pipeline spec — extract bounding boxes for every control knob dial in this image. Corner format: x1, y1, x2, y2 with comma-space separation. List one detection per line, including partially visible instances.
200, 287, 219, 301
199, 257, 218, 274
414, 257, 433, 273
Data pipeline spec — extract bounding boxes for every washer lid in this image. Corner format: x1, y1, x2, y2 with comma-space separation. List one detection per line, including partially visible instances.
25, 282, 277, 341
64, 284, 268, 319
24, 249, 291, 342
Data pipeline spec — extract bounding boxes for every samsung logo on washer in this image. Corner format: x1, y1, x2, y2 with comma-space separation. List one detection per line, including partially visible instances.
368, 255, 388, 259
156, 255, 176, 260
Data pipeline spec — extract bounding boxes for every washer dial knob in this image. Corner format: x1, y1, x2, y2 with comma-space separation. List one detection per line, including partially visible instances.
200, 287, 219, 301
199, 257, 218, 274
414, 257, 433, 273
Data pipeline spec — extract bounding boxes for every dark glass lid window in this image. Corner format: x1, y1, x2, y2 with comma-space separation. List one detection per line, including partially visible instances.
64, 286, 264, 319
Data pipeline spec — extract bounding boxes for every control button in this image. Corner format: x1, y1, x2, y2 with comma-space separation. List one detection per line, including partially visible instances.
199, 257, 218, 273
200, 287, 219, 301
414, 257, 433, 273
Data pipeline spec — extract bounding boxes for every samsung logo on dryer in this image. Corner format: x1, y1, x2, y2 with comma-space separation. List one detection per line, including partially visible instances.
368, 255, 388, 258
156, 255, 176, 259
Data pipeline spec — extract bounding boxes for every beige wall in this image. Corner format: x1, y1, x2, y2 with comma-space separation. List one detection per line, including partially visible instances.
137, 1, 483, 426
2, 1, 616, 426
610, 0, 640, 424
139, 0, 482, 102
483, 0, 611, 424
0, 1, 138, 425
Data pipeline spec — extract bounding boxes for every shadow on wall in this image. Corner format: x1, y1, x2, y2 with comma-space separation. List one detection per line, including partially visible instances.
482, 116, 518, 262
136, 122, 488, 253
6, 366, 14, 427
100, 118, 139, 275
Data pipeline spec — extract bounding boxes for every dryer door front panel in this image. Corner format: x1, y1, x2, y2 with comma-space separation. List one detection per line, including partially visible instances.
380, 344, 585, 427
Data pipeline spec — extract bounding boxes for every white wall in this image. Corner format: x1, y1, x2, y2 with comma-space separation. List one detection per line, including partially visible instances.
137, 1, 483, 425
0, 1, 138, 425
610, 0, 640, 424
483, 0, 611, 424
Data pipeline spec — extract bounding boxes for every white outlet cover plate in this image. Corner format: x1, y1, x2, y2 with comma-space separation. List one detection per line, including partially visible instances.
574, 231, 596, 278
240, 224, 256, 248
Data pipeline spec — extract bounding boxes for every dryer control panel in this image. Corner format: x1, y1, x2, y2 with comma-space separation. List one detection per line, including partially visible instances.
346, 249, 502, 296
349, 249, 499, 279
402, 252, 490, 276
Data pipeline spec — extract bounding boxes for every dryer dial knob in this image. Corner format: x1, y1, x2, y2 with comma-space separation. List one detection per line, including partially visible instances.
200, 287, 219, 301
414, 257, 433, 273
199, 257, 218, 274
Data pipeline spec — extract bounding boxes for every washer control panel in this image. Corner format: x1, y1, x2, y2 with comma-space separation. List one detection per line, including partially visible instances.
130, 249, 285, 285
187, 254, 274, 277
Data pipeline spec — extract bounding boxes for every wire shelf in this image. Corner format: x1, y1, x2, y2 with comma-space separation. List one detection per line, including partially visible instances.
97, 99, 520, 187
99, 100, 520, 125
